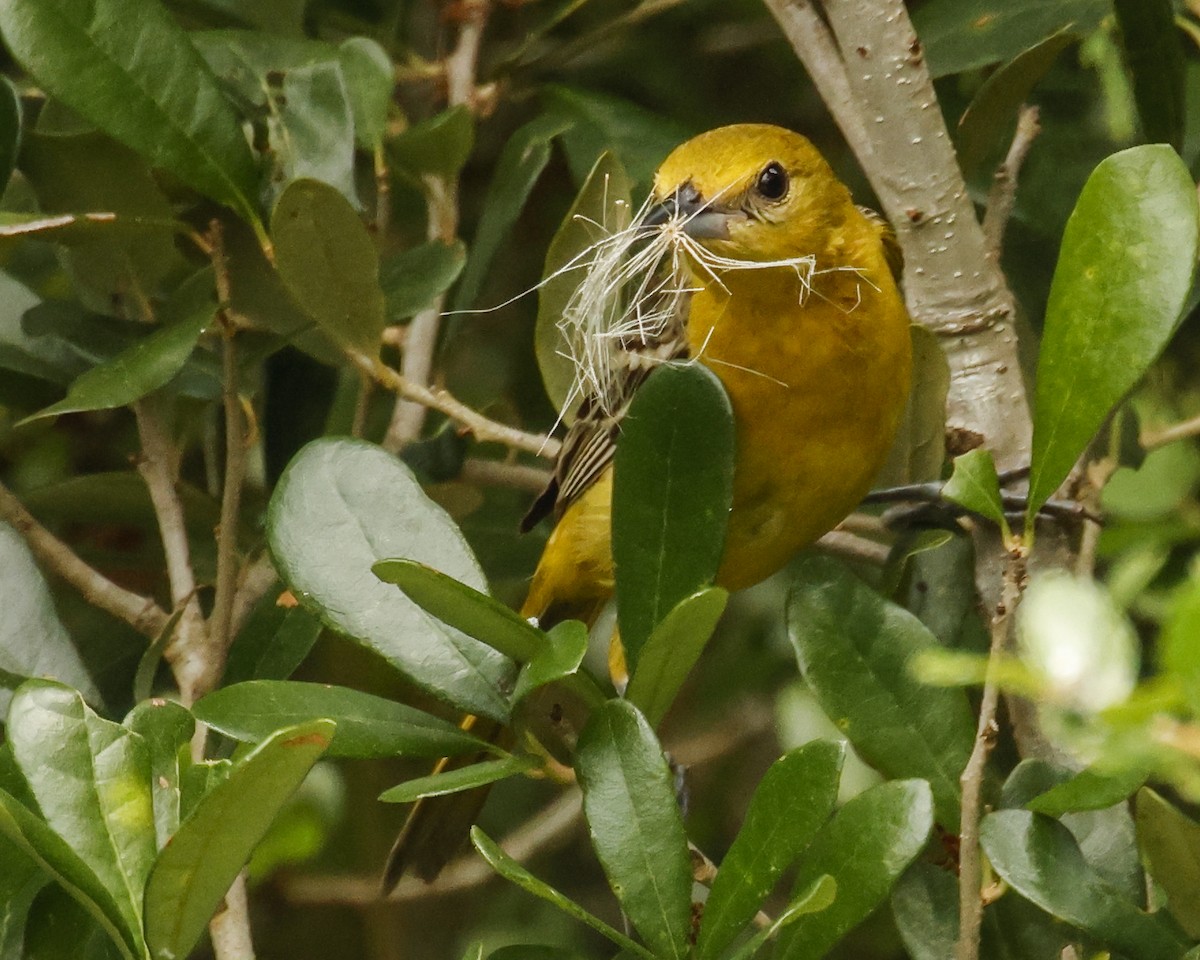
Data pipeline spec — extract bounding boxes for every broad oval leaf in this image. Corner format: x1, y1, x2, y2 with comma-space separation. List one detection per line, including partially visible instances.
1136, 787, 1200, 938
194, 680, 490, 759
380, 240, 466, 321
626, 586, 728, 729
6, 680, 154, 957
389, 106, 474, 179
143, 720, 333, 960
379, 754, 536, 804
787, 554, 975, 825
0, 0, 261, 226
696, 740, 843, 960
613, 363, 734, 670
575, 700, 691, 960
775, 779, 935, 960
1028, 146, 1200, 522
267, 438, 514, 720
982, 809, 1189, 960
272, 179, 385, 354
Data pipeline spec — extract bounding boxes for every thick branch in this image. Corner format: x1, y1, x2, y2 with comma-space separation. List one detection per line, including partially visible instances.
0, 480, 168, 638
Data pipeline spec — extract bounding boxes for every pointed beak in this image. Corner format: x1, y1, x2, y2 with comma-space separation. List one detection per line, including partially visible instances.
640, 183, 733, 240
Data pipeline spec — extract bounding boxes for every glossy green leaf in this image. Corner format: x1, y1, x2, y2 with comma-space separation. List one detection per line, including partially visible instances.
194, 680, 490, 759
267, 438, 514, 720
0, 525, 99, 711
1136, 787, 1200, 938
373, 558, 543, 662
891, 861, 958, 960
453, 113, 572, 311
575, 700, 691, 960
337, 37, 394, 151
0, 831, 46, 960
0, 0, 261, 226
0, 77, 20, 198
1026, 762, 1149, 817
21, 307, 212, 424
728, 875, 836, 960
957, 29, 1074, 177
272, 179, 385, 354
1028, 146, 1200, 522
223, 596, 321, 686
1115, 0, 1185, 152
787, 554, 975, 825
380, 240, 467, 321
123, 700, 194, 851
143, 721, 333, 960
626, 587, 728, 728
776, 779, 935, 960
512, 621, 590, 705
536, 150, 633, 417
389, 106, 474, 178
696, 740, 843, 960
942, 448, 1009, 535
613, 364, 734, 670
379, 754, 536, 804
913, 0, 1108, 78
470, 826, 655, 960
0, 790, 144, 960
178, 759, 231, 825
982, 809, 1188, 960
6, 681, 155, 959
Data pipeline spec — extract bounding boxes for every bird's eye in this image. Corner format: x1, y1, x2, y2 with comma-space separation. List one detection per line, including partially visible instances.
755, 162, 789, 201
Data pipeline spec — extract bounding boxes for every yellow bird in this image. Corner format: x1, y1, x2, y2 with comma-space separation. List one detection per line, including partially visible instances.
388, 123, 912, 885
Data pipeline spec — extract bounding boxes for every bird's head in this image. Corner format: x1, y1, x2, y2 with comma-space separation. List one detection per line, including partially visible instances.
644, 124, 851, 265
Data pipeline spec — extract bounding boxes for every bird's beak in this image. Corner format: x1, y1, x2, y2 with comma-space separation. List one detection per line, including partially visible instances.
640, 183, 733, 240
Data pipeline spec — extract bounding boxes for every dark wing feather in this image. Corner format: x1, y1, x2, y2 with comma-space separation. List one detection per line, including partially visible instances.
857, 205, 904, 284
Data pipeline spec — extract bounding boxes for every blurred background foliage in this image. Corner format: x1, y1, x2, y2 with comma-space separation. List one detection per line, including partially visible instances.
1, 0, 1200, 958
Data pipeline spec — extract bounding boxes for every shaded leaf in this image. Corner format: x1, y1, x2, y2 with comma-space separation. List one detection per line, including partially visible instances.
338, 38, 393, 151
1115, 0, 1185, 152
512, 621, 591, 705
1028, 146, 1200, 522
143, 721, 332, 960
378, 755, 536, 804
613, 364, 734, 670
695, 740, 843, 960
1136, 787, 1200, 938
267, 438, 515, 720
575, 701, 690, 960
942, 448, 1009, 534
223, 594, 322, 686
891, 861, 958, 960
389, 106, 474, 178
0, 831, 46, 960
195, 680, 490, 759
0, 76, 20, 198
380, 240, 466, 321
787, 554, 975, 825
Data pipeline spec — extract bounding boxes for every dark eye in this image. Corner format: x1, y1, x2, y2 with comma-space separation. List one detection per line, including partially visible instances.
755, 162, 789, 201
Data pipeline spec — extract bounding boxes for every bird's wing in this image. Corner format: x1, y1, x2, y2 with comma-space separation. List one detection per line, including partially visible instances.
857, 205, 904, 284
521, 291, 691, 532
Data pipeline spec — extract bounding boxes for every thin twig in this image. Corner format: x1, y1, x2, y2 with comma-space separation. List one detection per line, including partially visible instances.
815, 529, 890, 566
355, 352, 561, 459
1141, 412, 1200, 450
461, 458, 552, 492
982, 106, 1041, 254
0, 480, 168, 638
957, 547, 1026, 960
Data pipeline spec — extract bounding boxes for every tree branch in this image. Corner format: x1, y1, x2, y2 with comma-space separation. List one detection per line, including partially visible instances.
982, 106, 1041, 253
0, 480, 168, 638
460, 458, 552, 492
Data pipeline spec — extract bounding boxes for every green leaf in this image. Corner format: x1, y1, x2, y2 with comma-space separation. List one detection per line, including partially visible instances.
787, 554, 975, 825
223, 595, 321, 686
1028, 146, 1200, 522
727, 875, 836, 960
575, 700, 690, 960
267, 438, 514, 720
337, 37, 394, 151
0, 211, 186, 246
6, 681, 155, 959
875, 326, 949, 487
194, 680, 490, 759
453, 113, 572, 311
0, 524, 99, 710
956, 29, 1074, 177
123, 700, 194, 851
373, 558, 544, 662
891, 861, 958, 960
626, 587, 728, 728
613, 364, 734, 670
272, 179, 385, 354
912, 0, 1109, 78
380, 241, 467, 321
0, 77, 22, 198
21, 307, 213, 424
775, 779, 935, 960
942, 448, 1009, 535
23, 884, 127, 960
0, 790, 144, 960
378, 755, 537, 804
1026, 763, 1149, 817
143, 720, 333, 960
512, 621, 590, 705
1136, 787, 1200, 938
695, 741, 843, 960
1162, 575, 1200, 712
0, 0, 261, 227
470, 826, 655, 960
981, 809, 1189, 960
536, 151, 633, 419
389, 106, 474, 179
0, 831, 46, 960
1115, 0, 1185, 152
